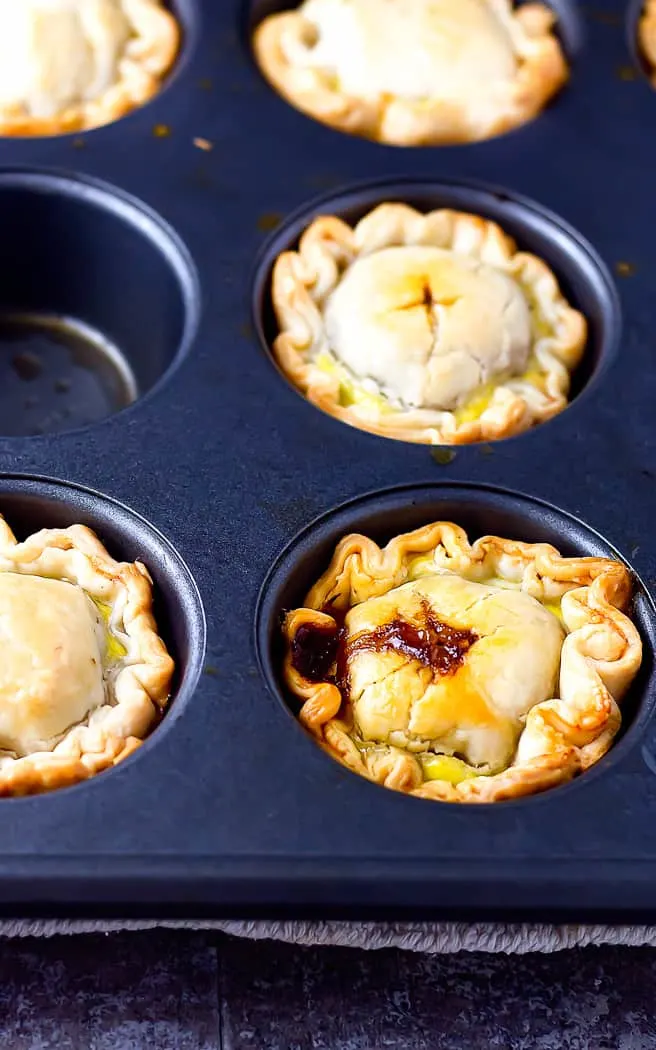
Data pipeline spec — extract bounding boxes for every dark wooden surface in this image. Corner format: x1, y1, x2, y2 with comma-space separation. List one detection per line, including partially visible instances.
0, 932, 654, 1049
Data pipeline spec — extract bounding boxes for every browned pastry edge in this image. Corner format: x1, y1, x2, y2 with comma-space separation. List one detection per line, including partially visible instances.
282, 522, 642, 803
0, 517, 174, 796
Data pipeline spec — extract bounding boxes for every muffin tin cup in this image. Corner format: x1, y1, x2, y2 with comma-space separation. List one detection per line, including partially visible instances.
0, 475, 206, 706
257, 483, 656, 769
253, 176, 621, 428
0, 170, 199, 436
0, 0, 653, 919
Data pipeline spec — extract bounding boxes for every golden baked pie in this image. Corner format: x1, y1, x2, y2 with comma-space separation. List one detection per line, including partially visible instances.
0, 0, 180, 136
253, 0, 568, 146
641, 0, 656, 79
283, 522, 642, 802
271, 204, 587, 445
0, 515, 173, 796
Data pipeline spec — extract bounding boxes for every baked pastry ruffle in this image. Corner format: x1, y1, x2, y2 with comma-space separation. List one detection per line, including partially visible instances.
283, 522, 642, 803
272, 204, 586, 445
254, 0, 568, 145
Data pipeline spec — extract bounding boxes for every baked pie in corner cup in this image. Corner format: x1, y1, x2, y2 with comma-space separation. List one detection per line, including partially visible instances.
253, 0, 569, 146
0, 0, 180, 136
0, 514, 174, 796
270, 203, 587, 445
282, 522, 642, 803
640, 0, 656, 80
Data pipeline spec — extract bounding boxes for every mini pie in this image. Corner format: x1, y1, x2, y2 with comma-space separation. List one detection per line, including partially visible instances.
0, 515, 173, 796
253, 0, 568, 146
271, 204, 587, 445
283, 522, 642, 802
0, 0, 180, 136
641, 0, 656, 79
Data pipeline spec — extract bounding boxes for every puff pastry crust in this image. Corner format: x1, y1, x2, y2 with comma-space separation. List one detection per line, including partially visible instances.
283, 522, 642, 803
272, 204, 587, 445
254, 0, 568, 145
0, 516, 174, 796
0, 0, 179, 136
641, 0, 656, 79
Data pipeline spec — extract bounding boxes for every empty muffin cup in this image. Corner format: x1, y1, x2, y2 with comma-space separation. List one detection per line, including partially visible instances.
0, 169, 199, 437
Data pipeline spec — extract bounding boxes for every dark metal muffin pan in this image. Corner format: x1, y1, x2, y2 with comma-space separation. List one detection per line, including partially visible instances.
0, 0, 653, 921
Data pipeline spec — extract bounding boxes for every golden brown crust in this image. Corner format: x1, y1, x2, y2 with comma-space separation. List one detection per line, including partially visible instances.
282, 522, 642, 803
271, 204, 587, 445
0, 0, 180, 138
0, 517, 174, 796
640, 0, 656, 78
254, 1, 568, 146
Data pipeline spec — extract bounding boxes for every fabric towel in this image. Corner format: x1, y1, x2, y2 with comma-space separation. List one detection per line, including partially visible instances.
2, 917, 656, 953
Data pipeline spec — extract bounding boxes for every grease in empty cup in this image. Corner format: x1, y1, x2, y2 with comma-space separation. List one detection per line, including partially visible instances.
0, 314, 138, 436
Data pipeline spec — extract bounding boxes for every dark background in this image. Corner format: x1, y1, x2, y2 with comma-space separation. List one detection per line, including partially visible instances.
0, 932, 655, 1049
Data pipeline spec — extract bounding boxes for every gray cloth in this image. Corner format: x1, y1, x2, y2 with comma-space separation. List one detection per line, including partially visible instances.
2, 918, 656, 953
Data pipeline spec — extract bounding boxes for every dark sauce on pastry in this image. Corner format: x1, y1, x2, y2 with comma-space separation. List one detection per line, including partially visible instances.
290, 622, 340, 682
291, 600, 477, 698
342, 600, 477, 689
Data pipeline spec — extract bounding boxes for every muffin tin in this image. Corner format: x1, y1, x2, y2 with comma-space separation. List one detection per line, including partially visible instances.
0, 0, 654, 921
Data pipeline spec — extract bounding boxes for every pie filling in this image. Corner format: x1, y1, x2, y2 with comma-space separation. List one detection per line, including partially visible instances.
291, 572, 564, 783
314, 352, 548, 422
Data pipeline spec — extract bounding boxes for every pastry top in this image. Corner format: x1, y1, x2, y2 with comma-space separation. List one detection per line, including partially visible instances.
294, 0, 517, 99
641, 0, 656, 77
283, 522, 642, 803
323, 246, 532, 411
343, 573, 564, 771
254, 0, 568, 145
272, 204, 587, 445
0, 515, 174, 796
0, 0, 179, 136
0, 574, 106, 756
